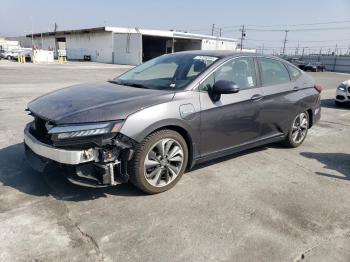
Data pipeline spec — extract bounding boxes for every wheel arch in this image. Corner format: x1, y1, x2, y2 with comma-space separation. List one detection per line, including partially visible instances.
129, 120, 198, 169
306, 108, 313, 128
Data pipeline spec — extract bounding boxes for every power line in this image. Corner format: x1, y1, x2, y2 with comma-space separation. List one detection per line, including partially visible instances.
213, 20, 350, 30
244, 38, 350, 43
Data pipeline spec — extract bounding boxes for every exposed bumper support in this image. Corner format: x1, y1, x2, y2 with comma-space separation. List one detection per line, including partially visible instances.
24, 124, 97, 165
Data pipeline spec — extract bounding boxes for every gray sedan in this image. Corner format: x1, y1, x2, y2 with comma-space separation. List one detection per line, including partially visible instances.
24, 51, 321, 194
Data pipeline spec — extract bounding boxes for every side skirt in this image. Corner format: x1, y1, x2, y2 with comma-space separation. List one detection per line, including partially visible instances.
190, 134, 285, 168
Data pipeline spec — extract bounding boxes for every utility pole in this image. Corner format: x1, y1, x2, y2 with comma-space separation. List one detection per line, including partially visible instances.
211, 24, 215, 36
282, 30, 289, 56
41, 32, 43, 50
302, 47, 305, 58
335, 44, 338, 56
240, 25, 246, 51
261, 43, 264, 54
31, 17, 34, 48
296, 42, 300, 56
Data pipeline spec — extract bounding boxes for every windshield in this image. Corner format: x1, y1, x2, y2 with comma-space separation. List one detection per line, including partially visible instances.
113, 54, 218, 90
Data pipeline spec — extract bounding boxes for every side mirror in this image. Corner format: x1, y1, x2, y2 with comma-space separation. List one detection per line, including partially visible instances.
212, 80, 239, 94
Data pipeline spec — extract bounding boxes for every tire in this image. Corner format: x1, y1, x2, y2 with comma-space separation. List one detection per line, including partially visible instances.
129, 129, 188, 194
283, 111, 309, 148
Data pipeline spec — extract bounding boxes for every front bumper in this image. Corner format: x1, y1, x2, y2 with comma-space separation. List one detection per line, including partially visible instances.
24, 123, 97, 165
24, 123, 131, 187
336, 89, 350, 103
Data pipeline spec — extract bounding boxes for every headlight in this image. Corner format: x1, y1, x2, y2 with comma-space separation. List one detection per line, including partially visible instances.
337, 85, 346, 91
48, 121, 124, 140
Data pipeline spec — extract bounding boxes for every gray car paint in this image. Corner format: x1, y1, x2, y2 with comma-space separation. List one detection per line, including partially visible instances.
27, 51, 321, 166
28, 82, 175, 124
119, 52, 320, 163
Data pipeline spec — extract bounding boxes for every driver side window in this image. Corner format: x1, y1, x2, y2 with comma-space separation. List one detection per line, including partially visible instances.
199, 57, 257, 92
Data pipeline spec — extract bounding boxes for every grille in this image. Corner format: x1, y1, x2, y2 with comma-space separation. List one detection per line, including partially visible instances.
30, 117, 52, 144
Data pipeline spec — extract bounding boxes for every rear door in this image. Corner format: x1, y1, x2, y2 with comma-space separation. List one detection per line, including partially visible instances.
257, 57, 297, 138
199, 56, 263, 157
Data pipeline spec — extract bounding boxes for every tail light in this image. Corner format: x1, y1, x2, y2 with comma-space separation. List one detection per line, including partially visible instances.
314, 84, 323, 93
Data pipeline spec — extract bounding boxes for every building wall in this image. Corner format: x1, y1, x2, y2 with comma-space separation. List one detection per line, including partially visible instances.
65, 32, 113, 63
113, 33, 142, 65
33, 36, 56, 51
33, 32, 113, 63
202, 39, 236, 50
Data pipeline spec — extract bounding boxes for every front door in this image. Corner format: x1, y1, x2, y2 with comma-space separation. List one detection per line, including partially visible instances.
199, 57, 263, 157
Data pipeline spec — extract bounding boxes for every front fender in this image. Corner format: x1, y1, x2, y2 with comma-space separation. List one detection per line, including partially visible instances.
119, 91, 201, 159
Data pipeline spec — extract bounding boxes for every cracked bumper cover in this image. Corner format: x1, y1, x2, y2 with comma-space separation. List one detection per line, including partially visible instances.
24, 123, 132, 187
24, 123, 97, 165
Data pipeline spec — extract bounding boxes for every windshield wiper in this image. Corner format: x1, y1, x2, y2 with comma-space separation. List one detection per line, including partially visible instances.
123, 82, 149, 89
109, 80, 149, 89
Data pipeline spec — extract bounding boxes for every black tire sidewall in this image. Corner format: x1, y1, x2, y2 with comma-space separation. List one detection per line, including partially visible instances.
130, 130, 188, 194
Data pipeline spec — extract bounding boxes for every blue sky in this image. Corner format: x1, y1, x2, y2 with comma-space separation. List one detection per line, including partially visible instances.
1, 0, 350, 54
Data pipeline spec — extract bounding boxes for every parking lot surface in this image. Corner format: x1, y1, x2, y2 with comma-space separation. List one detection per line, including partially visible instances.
0, 60, 349, 262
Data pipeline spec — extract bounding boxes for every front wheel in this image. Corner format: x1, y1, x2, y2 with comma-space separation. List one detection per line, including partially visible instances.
129, 129, 188, 194
283, 112, 309, 148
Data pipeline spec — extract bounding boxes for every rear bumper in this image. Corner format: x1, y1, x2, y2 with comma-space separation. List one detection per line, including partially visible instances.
24, 123, 97, 165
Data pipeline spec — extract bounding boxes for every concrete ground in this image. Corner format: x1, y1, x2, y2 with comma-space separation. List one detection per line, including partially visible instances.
0, 60, 349, 262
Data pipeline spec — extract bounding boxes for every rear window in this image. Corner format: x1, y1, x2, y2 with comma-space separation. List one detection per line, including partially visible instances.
286, 64, 302, 80
259, 58, 291, 86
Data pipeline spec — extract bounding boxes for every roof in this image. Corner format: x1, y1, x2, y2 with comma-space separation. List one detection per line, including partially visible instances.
167, 51, 286, 62
27, 26, 236, 42
169, 50, 256, 58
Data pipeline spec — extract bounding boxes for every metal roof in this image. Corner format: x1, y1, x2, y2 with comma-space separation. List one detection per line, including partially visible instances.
27, 26, 237, 42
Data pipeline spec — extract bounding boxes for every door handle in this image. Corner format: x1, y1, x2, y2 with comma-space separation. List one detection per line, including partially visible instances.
293, 86, 300, 91
251, 94, 263, 101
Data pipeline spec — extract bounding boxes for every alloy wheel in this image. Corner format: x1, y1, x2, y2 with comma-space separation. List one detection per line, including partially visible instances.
144, 138, 184, 187
292, 112, 308, 144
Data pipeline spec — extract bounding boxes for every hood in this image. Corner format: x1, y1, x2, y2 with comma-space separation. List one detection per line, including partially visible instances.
28, 82, 175, 124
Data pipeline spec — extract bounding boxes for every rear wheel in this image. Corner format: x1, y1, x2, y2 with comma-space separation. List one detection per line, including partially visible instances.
129, 129, 188, 194
283, 112, 309, 148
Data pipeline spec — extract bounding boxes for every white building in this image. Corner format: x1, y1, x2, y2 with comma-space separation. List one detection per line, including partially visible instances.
0, 38, 21, 51
27, 26, 237, 65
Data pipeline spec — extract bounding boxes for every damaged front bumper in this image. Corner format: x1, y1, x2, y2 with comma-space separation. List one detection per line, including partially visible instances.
24, 123, 133, 187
